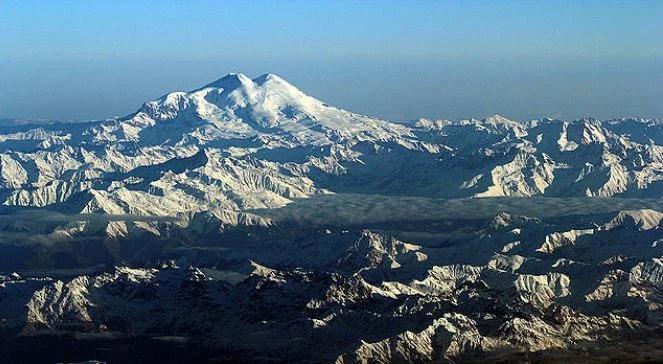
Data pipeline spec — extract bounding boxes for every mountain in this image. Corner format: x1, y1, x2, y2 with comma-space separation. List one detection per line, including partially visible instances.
0, 74, 661, 237
1, 73, 662, 362
1, 209, 662, 362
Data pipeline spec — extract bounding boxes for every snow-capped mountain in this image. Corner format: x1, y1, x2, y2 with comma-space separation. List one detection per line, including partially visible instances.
1, 73, 663, 362
90, 72, 410, 144
0, 73, 661, 238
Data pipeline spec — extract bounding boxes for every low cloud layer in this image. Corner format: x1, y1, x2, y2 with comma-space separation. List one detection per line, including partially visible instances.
256, 194, 663, 227
0, 210, 181, 224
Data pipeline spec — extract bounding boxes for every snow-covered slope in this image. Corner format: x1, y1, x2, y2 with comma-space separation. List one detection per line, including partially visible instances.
0, 73, 662, 240
2, 207, 662, 362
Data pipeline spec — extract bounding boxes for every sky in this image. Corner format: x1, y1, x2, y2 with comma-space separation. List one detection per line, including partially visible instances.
1, 0, 662, 122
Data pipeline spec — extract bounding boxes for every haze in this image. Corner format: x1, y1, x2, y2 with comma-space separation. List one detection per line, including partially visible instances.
1, 0, 662, 122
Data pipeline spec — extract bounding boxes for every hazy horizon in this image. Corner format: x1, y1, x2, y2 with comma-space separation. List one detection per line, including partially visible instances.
1, 1, 662, 122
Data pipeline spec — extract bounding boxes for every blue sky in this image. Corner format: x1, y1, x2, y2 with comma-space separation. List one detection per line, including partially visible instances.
1, 0, 662, 121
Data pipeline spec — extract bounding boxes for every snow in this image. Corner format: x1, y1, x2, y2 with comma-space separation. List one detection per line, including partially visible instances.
0, 207, 662, 361
0, 72, 661, 236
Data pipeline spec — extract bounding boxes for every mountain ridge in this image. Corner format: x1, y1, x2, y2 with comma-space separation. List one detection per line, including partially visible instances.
0, 73, 661, 238
1, 73, 662, 361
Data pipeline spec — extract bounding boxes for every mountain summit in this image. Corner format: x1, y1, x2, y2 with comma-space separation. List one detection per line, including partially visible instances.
202, 72, 256, 89
202, 72, 295, 90
94, 72, 410, 146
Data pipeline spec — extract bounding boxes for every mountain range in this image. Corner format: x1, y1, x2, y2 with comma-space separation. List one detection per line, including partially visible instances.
0, 73, 662, 363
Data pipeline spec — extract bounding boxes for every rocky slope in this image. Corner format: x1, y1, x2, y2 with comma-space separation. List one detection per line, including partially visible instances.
1, 208, 662, 362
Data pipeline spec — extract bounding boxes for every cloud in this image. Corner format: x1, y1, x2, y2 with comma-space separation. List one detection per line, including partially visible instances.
255, 193, 663, 227
0, 210, 181, 224
0, 211, 181, 246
